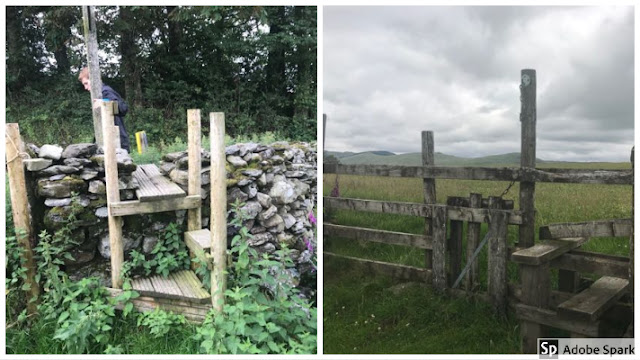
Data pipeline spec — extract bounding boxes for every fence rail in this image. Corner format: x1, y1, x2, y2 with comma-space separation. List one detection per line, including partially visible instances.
324, 163, 632, 185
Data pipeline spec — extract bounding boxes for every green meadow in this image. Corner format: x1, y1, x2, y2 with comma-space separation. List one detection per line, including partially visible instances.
322, 162, 631, 354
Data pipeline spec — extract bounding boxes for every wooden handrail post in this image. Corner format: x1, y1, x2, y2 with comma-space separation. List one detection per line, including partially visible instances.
210, 112, 227, 311
432, 205, 447, 291
187, 109, 202, 231
519, 69, 537, 248
5, 123, 40, 315
465, 193, 482, 291
101, 101, 124, 288
487, 196, 508, 316
82, 5, 104, 146
422, 131, 436, 271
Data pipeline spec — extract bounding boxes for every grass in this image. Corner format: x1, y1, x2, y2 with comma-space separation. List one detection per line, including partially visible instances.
323, 162, 632, 354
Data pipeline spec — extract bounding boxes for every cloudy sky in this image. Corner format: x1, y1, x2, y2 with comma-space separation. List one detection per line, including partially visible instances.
324, 6, 634, 162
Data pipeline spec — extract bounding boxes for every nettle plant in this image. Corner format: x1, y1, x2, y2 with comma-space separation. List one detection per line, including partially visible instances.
123, 222, 190, 277
193, 200, 317, 354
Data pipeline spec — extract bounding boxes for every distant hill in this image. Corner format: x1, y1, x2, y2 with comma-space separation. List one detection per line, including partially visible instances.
325, 150, 630, 169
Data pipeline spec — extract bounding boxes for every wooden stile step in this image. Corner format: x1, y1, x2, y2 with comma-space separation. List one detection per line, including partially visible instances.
185, 229, 211, 264
557, 276, 629, 321
133, 164, 185, 202
511, 237, 587, 265
130, 269, 210, 304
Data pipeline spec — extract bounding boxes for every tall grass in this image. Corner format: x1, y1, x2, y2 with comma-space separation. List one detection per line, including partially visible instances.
323, 165, 632, 354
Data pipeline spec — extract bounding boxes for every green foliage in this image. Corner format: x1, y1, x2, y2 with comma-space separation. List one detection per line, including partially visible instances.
7, 6, 316, 146
137, 308, 187, 338
193, 200, 317, 354
123, 223, 190, 278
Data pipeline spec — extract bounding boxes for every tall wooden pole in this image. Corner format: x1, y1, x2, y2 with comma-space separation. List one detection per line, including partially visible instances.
82, 6, 104, 146
187, 109, 202, 231
422, 131, 436, 270
210, 112, 227, 311
101, 101, 124, 288
519, 69, 536, 248
5, 124, 40, 315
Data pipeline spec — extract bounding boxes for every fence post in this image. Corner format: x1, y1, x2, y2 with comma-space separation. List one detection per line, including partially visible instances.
432, 205, 447, 291
5, 123, 40, 315
630, 147, 634, 304
187, 109, 202, 231
519, 69, 537, 248
447, 197, 463, 286
465, 193, 482, 291
210, 112, 227, 312
487, 196, 508, 315
82, 6, 104, 146
101, 101, 124, 288
422, 131, 436, 271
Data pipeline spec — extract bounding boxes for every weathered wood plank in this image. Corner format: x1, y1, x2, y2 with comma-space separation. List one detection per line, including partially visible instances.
131, 277, 155, 295
323, 197, 523, 224
323, 252, 431, 282
550, 250, 629, 278
516, 303, 600, 338
107, 288, 211, 322
82, 6, 104, 146
149, 275, 184, 299
170, 270, 210, 303
447, 196, 514, 210
139, 164, 185, 201
511, 237, 588, 265
557, 276, 629, 321
133, 166, 162, 200
323, 163, 632, 185
447, 198, 463, 287
540, 219, 632, 240
109, 195, 201, 216
185, 229, 211, 253
432, 206, 447, 291
488, 200, 508, 315
465, 193, 482, 291
187, 109, 202, 231
422, 131, 436, 270
324, 224, 431, 249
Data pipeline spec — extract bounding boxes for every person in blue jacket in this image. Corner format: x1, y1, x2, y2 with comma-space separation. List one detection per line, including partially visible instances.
78, 67, 131, 152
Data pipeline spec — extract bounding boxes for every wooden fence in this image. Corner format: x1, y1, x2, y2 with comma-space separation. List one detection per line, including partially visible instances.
323, 69, 633, 353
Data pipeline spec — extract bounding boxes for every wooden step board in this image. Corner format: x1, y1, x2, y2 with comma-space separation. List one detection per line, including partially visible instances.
133, 164, 185, 202
130, 270, 210, 304
557, 276, 629, 321
511, 237, 587, 265
185, 229, 211, 261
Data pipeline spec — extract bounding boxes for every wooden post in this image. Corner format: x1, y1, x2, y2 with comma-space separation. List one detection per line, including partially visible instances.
630, 147, 634, 303
487, 196, 508, 315
465, 193, 482, 291
82, 6, 104, 146
432, 205, 447, 291
447, 197, 463, 286
187, 109, 202, 231
323, 114, 326, 148
102, 101, 124, 288
210, 112, 227, 311
422, 131, 436, 270
519, 69, 536, 248
5, 123, 40, 314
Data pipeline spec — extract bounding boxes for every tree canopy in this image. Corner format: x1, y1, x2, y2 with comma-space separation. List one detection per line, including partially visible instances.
6, 6, 317, 146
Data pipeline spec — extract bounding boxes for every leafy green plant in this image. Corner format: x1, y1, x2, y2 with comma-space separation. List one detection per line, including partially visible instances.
193, 200, 317, 354
137, 308, 187, 338
123, 222, 190, 278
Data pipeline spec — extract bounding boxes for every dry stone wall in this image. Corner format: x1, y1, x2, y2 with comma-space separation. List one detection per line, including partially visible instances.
24, 141, 317, 292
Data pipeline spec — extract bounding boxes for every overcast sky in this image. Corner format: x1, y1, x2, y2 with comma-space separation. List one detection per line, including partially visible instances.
324, 6, 634, 162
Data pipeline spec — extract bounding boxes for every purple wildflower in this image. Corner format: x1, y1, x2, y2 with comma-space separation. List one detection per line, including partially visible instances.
304, 238, 314, 253
308, 211, 317, 226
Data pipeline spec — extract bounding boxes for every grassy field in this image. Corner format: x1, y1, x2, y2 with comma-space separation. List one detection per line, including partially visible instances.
322, 162, 632, 354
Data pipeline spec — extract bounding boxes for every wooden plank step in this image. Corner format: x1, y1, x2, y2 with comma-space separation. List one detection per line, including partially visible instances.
109, 195, 201, 217
135, 164, 185, 202
107, 288, 211, 322
557, 276, 629, 321
540, 219, 633, 239
185, 229, 211, 253
130, 270, 211, 304
511, 237, 587, 265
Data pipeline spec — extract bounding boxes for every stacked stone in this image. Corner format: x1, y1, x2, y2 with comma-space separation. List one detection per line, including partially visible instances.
159, 141, 318, 283
25, 143, 138, 269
